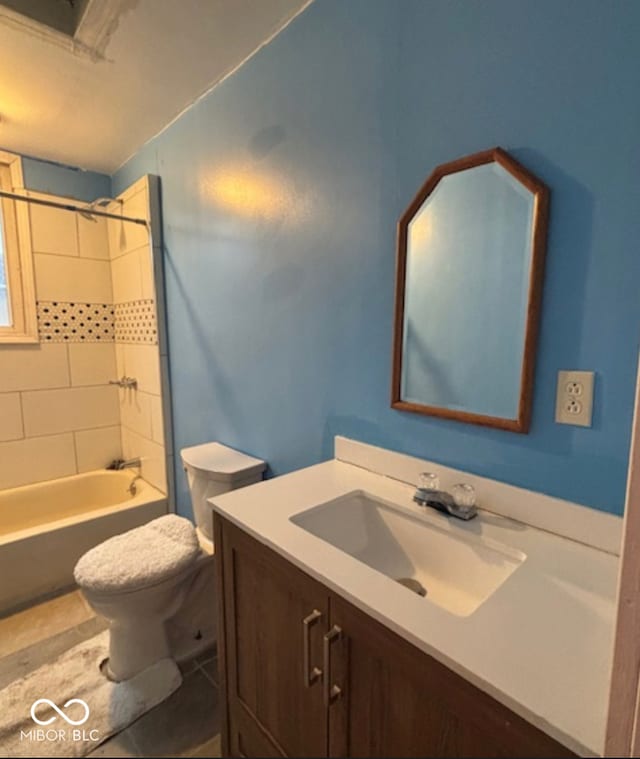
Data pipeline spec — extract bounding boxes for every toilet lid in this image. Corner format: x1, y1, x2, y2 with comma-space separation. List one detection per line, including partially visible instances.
180, 441, 265, 483
74, 514, 200, 595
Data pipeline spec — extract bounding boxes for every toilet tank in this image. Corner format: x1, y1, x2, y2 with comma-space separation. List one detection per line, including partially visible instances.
180, 442, 266, 541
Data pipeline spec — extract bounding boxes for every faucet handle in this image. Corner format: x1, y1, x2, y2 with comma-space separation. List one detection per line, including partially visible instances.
452, 483, 476, 508
450, 483, 477, 519
419, 472, 439, 491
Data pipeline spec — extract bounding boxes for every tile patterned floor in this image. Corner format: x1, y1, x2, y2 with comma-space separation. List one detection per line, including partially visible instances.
0, 590, 222, 759
0, 589, 95, 658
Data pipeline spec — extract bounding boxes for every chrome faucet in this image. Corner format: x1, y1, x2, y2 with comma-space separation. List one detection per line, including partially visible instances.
128, 473, 142, 495
109, 376, 138, 389
107, 457, 141, 471
413, 473, 477, 521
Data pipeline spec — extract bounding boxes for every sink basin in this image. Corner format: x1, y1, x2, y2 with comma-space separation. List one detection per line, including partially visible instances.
290, 491, 525, 616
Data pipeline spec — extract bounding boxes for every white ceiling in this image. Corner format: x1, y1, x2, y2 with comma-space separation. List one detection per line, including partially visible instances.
0, 0, 311, 174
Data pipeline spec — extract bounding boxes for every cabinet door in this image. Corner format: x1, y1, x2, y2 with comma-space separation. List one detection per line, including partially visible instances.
217, 517, 329, 758
327, 594, 574, 759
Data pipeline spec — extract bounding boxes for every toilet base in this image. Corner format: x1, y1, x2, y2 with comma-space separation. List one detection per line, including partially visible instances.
107, 616, 171, 681
167, 556, 217, 662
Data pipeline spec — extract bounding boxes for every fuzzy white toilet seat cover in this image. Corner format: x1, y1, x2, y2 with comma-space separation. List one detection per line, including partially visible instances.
74, 514, 200, 594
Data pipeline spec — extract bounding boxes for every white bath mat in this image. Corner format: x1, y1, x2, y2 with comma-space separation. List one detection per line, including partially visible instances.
0, 630, 182, 758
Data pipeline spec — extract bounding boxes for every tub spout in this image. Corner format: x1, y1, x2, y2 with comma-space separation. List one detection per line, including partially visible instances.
107, 458, 141, 471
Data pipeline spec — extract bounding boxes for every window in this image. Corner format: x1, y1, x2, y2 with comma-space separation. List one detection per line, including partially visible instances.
0, 151, 37, 343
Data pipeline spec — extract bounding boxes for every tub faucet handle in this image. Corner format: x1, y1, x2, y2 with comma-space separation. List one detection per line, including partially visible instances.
109, 376, 138, 389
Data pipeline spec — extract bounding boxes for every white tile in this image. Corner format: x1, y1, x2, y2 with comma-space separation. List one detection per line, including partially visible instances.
75, 426, 122, 472
107, 216, 126, 260
22, 386, 119, 437
108, 189, 150, 258
121, 427, 166, 493
117, 177, 148, 203
78, 215, 109, 260
122, 190, 150, 255
118, 344, 161, 395
111, 249, 142, 303
29, 204, 78, 256
114, 342, 125, 376
68, 343, 117, 386
0, 433, 76, 490
120, 389, 153, 439
34, 253, 113, 303
0, 344, 70, 392
0, 393, 23, 441
150, 394, 164, 445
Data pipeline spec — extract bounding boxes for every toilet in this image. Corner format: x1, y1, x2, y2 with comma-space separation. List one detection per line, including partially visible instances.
74, 442, 265, 681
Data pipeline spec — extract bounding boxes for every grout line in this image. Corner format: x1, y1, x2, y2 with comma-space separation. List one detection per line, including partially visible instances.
0, 429, 71, 445
9, 424, 120, 443
124, 728, 146, 759
33, 249, 111, 263
64, 340, 73, 386
110, 240, 152, 262
134, 388, 161, 400
194, 661, 218, 689
17, 390, 25, 440
120, 421, 163, 448
71, 430, 80, 474
22, 382, 123, 393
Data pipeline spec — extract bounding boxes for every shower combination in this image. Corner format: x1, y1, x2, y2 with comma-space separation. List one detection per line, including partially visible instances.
0, 189, 146, 226
77, 196, 122, 222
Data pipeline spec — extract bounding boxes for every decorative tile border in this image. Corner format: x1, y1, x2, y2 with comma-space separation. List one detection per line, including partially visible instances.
37, 301, 115, 342
114, 299, 158, 344
37, 299, 158, 344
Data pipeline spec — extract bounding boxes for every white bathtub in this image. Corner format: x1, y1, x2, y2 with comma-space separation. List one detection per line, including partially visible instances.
0, 470, 167, 613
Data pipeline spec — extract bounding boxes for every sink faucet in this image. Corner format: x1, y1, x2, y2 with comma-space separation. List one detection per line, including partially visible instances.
107, 457, 141, 471
413, 473, 477, 521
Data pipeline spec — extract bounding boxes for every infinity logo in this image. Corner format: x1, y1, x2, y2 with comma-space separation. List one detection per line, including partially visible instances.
30, 699, 90, 726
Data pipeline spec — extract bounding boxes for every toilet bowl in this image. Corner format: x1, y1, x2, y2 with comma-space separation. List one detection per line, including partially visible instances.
74, 514, 201, 681
74, 443, 265, 681
167, 443, 265, 661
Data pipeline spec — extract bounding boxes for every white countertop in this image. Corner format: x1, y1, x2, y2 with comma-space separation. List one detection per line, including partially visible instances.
209, 459, 618, 756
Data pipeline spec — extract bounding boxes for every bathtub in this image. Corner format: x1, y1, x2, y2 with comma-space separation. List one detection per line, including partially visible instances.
0, 470, 167, 613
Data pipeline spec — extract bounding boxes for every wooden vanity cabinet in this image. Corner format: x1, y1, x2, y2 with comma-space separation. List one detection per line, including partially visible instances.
215, 515, 575, 759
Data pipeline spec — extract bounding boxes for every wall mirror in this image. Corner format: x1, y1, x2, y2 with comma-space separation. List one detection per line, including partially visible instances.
391, 147, 549, 433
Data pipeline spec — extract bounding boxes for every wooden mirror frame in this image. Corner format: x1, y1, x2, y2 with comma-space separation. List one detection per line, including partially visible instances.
391, 147, 549, 433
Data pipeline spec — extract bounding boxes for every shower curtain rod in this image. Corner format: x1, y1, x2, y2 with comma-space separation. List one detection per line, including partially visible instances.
0, 189, 148, 227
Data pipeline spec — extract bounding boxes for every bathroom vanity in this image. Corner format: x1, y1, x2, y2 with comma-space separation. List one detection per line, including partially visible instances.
210, 443, 619, 758
215, 516, 573, 758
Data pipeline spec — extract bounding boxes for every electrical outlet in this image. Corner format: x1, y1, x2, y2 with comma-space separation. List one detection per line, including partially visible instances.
555, 370, 594, 427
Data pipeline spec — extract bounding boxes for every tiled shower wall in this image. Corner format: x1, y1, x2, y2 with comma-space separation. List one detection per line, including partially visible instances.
108, 177, 167, 495
0, 195, 121, 490
0, 176, 167, 494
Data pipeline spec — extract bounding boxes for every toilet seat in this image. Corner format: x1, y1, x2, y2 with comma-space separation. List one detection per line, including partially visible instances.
74, 514, 200, 595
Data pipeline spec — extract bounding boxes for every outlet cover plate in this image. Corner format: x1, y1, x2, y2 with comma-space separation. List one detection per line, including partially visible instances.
555, 370, 594, 427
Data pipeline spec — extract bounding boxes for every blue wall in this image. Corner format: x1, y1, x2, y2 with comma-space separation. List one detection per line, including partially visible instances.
19, 154, 111, 202
114, 0, 640, 517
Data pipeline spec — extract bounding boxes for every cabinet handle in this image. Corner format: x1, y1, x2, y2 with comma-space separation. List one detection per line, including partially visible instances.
302, 609, 323, 688
323, 625, 343, 707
